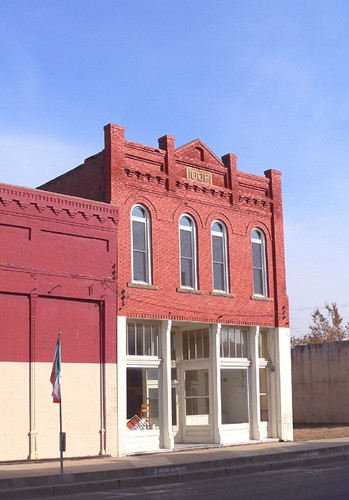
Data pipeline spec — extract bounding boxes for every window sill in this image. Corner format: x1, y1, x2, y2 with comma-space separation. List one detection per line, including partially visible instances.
176, 288, 204, 295
128, 282, 158, 290
250, 295, 273, 301
210, 292, 235, 298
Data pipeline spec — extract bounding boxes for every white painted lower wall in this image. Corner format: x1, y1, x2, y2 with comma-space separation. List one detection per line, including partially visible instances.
0, 362, 30, 461
0, 361, 118, 461
34, 363, 101, 459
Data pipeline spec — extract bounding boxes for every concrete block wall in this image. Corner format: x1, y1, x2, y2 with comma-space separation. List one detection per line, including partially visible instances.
292, 341, 349, 424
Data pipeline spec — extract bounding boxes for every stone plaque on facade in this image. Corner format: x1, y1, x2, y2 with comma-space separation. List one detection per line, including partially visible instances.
186, 167, 212, 185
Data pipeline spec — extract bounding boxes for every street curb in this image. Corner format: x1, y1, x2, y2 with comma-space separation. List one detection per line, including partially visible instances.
1, 444, 349, 499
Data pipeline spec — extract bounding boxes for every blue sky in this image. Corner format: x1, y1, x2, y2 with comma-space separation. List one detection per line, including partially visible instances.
1, 0, 349, 335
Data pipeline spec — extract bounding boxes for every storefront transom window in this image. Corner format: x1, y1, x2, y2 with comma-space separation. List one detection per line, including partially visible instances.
127, 322, 159, 356
182, 328, 209, 360
220, 327, 248, 358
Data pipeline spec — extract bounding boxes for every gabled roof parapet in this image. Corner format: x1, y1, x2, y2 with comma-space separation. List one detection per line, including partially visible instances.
175, 138, 224, 170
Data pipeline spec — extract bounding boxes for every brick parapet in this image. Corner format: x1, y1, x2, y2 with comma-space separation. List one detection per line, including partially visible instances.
0, 183, 118, 295
0, 183, 118, 227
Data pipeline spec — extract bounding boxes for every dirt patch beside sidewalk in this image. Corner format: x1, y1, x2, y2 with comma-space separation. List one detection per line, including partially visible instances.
293, 424, 349, 441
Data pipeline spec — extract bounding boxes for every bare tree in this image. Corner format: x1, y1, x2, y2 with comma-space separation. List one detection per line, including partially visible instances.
291, 302, 349, 346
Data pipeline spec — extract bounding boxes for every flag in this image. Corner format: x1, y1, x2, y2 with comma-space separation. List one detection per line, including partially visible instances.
50, 334, 61, 403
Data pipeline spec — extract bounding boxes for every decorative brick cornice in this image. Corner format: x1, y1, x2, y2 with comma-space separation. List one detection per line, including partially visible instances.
124, 168, 167, 186
176, 180, 229, 199
238, 194, 270, 209
124, 167, 230, 200
0, 197, 12, 206
0, 184, 118, 225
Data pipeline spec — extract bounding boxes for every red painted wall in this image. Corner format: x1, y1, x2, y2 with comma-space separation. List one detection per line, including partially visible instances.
0, 184, 118, 363
40, 124, 289, 328
35, 297, 101, 363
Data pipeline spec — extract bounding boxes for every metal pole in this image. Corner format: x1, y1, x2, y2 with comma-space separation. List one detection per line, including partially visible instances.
59, 399, 64, 474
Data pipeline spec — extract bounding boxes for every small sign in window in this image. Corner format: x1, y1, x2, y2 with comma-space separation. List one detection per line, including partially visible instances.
126, 415, 147, 431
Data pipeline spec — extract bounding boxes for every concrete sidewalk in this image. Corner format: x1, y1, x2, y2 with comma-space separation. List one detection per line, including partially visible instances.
1, 438, 349, 498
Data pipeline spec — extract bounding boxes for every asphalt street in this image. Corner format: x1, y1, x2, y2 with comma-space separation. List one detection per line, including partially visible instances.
39, 460, 349, 500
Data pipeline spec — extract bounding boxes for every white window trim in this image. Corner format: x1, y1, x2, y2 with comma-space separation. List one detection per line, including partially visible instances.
220, 358, 251, 368
251, 228, 268, 297
126, 356, 161, 368
179, 214, 198, 290
131, 204, 152, 285
211, 221, 229, 293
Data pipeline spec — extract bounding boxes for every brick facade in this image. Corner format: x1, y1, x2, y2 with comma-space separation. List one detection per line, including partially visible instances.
38, 123, 293, 453
40, 124, 289, 329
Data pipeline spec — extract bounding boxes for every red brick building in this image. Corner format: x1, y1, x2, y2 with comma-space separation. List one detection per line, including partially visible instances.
39, 124, 293, 454
0, 184, 118, 460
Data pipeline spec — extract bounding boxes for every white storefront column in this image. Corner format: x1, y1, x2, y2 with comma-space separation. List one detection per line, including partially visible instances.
211, 323, 222, 443
249, 326, 261, 441
116, 315, 127, 456
274, 327, 293, 441
160, 320, 174, 450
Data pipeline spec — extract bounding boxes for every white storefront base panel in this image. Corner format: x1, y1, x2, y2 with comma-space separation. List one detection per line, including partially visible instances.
125, 429, 160, 454
183, 426, 213, 443
0, 362, 30, 461
219, 424, 250, 445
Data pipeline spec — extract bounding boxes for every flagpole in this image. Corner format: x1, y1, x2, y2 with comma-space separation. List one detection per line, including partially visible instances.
58, 330, 64, 474
51, 330, 64, 474
59, 398, 64, 473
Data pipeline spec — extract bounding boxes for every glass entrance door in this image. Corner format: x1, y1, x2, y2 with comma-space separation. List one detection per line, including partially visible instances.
171, 326, 213, 444
184, 369, 210, 426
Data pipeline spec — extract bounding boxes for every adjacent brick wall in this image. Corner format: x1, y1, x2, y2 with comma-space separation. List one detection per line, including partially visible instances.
0, 183, 118, 363
39, 152, 105, 202
0, 183, 118, 460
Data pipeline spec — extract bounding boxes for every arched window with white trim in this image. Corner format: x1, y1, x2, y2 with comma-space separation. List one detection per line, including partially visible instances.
211, 221, 229, 292
131, 205, 152, 284
179, 214, 197, 289
251, 229, 267, 296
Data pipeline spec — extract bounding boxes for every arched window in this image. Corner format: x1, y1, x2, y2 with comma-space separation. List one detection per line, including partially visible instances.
179, 214, 197, 289
211, 221, 229, 292
131, 205, 152, 284
251, 229, 267, 296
